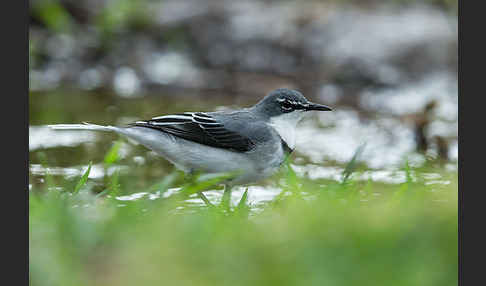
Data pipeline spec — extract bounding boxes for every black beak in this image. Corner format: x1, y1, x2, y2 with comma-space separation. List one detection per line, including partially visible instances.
305, 102, 333, 111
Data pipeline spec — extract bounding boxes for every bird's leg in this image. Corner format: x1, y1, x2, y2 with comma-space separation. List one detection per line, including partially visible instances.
186, 169, 213, 207
221, 184, 232, 211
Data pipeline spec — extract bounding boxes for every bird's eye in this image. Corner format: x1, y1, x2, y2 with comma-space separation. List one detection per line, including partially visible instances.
281, 101, 293, 111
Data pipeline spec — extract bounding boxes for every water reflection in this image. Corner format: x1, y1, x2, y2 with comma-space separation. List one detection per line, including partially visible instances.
110, 167, 452, 208
297, 109, 417, 168
30, 163, 129, 180
29, 126, 97, 151
30, 157, 452, 209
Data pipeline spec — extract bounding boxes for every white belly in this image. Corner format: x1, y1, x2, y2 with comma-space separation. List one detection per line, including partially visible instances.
117, 126, 255, 178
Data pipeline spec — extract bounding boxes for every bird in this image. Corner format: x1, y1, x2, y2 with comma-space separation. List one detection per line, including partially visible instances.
49, 88, 332, 208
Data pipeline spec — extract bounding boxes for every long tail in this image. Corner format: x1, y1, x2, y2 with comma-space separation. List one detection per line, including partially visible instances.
48, 122, 116, 132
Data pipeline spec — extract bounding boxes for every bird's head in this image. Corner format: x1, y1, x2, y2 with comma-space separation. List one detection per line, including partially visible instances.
253, 88, 332, 120
252, 88, 332, 149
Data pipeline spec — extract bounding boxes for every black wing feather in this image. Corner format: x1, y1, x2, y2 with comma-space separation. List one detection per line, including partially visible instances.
131, 112, 255, 152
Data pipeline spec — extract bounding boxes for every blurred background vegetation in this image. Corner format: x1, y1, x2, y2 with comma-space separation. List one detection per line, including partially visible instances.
30, 0, 457, 97
29, 1, 458, 285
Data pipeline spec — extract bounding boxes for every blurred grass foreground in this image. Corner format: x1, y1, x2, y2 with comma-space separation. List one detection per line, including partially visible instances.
30, 155, 457, 286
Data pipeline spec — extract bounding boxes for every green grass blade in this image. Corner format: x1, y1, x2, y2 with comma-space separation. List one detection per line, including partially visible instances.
181, 172, 238, 195
95, 189, 109, 198
109, 168, 120, 197
237, 189, 249, 210
104, 141, 122, 167
342, 143, 366, 184
147, 172, 179, 194
73, 162, 92, 194
286, 160, 299, 189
